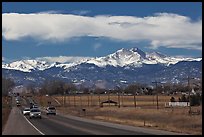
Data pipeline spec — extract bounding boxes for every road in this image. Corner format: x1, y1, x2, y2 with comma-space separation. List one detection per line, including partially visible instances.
2, 96, 186, 135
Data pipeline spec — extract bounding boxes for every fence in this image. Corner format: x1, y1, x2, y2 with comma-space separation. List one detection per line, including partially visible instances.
53, 94, 173, 109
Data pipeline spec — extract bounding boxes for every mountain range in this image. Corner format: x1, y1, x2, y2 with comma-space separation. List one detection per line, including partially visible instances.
2, 47, 202, 89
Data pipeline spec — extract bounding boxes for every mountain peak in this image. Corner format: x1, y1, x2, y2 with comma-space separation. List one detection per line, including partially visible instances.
129, 47, 146, 58
130, 47, 139, 52
2, 59, 50, 72
115, 48, 127, 53
149, 51, 167, 58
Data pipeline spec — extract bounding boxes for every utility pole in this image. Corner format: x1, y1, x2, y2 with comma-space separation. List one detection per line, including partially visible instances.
74, 91, 76, 107
90, 92, 93, 107
80, 94, 82, 108
183, 76, 194, 114
116, 86, 120, 108
108, 89, 110, 107
68, 92, 70, 106
64, 92, 66, 107
134, 92, 136, 108
118, 92, 120, 108
98, 90, 101, 107
87, 93, 90, 107
152, 81, 161, 110
121, 91, 124, 107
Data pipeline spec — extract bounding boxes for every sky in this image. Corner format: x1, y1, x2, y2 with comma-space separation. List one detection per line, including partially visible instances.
2, 2, 202, 63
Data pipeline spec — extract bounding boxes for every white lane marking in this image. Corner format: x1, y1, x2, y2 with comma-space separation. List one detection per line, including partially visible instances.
23, 116, 45, 135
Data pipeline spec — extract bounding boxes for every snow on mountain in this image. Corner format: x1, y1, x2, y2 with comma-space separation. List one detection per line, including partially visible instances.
145, 52, 202, 66
86, 47, 147, 67
86, 47, 202, 67
2, 57, 93, 72
51, 57, 92, 69
2, 47, 202, 72
2, 59, 51, 72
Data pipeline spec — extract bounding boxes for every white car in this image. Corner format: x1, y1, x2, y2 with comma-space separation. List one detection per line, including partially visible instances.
23, 108, 30, 115
29, 108, 41, 119
46, 106, 56, 115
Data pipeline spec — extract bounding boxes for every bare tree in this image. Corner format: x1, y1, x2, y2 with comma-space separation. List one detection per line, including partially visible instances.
26, 84, 35, 95
124, 83, 142, 108
2, 77, 15, 96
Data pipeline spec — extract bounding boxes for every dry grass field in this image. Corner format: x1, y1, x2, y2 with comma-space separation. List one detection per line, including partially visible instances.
2, 97, 12, 131
47, 95, 171, 107
34, 94, 202, 135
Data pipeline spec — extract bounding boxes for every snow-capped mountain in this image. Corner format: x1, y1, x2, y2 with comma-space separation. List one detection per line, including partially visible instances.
2, 47, 202, 88
87, 48, 146, 67
2, 57, 92, 72
2, 47, 202, 71
2, 60, 52, 72
86, 47, 201, 67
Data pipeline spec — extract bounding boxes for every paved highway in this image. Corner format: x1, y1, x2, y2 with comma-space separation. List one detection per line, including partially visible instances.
2, 96, 186, 135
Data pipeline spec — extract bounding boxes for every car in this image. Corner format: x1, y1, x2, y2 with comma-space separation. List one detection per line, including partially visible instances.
46, 106, 56, 115
22, 108, 30, 115
16, 101, 21, 107
16, 97, 20, 101
29, 108, 41, 119
30, 104, 38, 109
33, 104, 39, 108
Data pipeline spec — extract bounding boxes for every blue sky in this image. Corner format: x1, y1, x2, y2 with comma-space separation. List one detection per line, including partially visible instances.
2, 2, 202, 63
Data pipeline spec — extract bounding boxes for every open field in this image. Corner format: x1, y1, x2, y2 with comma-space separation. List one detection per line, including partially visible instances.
34, 95, 202, 135
2, 96, 12, 131
41, 95, 173, 108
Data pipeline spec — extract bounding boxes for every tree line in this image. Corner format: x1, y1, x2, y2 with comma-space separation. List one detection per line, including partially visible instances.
38, 80, 77, 95
34, 79, 202, 96
24, 79, 202, 106
2, 77, 15, 96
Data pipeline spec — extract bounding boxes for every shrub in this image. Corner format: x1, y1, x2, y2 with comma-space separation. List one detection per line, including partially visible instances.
170, 96, 175, 102
190, 93, 201, 106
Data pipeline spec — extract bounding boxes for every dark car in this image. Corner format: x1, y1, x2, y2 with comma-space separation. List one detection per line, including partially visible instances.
30, 104, 38, 109
46, 106, 56, 115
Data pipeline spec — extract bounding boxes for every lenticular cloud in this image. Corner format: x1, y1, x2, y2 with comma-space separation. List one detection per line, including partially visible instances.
2, 12, 202, 50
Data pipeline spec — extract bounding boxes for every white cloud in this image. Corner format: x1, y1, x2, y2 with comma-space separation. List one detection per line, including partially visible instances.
2, 12, 202, 50
36, 56, 92, 63
71, 10, 91, 15
2, 57, 14, 63
93, 43, 102, 51
37, 10, 63, 14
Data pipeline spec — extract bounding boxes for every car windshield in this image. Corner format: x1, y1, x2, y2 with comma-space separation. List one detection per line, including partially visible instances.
31, 109, 40, 112
48, 107, 55, 110
24, 108, 30, 111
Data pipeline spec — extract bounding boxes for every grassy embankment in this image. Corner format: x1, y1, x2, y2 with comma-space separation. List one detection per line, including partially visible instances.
34, 95, 202, 135
2, 96, 12, 131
